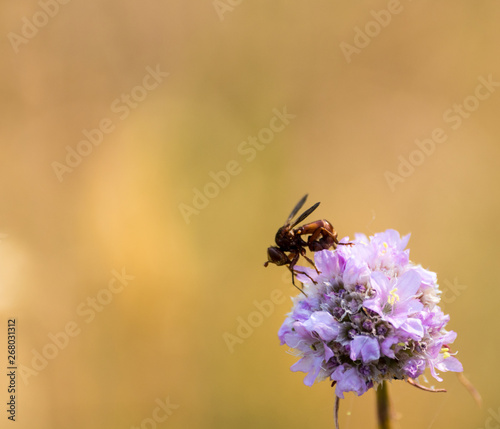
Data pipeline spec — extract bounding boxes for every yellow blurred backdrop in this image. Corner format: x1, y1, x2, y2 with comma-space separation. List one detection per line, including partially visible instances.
1, 1, 499, 428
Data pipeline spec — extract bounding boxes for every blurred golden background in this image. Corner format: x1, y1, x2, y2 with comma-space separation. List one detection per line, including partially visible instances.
1, 2, 500, 428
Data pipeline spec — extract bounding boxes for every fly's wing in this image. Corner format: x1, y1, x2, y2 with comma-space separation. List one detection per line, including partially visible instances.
285, 194, 308, 226
290, 202, 320, 228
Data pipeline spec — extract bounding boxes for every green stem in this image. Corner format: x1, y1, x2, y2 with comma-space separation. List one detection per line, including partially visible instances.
376, 381, 392, 429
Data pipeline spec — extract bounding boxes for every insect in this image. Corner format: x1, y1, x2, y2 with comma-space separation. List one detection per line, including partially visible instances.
264, 194, 349, 294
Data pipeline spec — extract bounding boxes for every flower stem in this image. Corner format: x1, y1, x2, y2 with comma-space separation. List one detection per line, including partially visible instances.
334, 396, 340, 429
376, 381, 392, 429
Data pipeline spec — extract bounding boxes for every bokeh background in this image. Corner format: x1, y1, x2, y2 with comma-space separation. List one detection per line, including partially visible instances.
1, 2, 499, 428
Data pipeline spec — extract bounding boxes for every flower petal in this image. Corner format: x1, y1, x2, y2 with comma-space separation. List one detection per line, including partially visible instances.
350, 335, 380, 362
332, 366, 368, 398
398, 318, 424, 340
303, 311, 340, 341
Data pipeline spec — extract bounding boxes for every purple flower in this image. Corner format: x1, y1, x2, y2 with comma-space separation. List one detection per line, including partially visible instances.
350, 335, 380, 362
331, 365, 368, 398
278, 229, 463, 398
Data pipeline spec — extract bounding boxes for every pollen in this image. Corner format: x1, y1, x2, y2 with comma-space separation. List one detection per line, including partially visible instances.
388, 287, 399, 305
441, 347, 451, 359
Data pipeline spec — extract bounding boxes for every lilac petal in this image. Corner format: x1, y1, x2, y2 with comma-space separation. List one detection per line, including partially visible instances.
343, 259, 370, 288
332, 366, 367, 398
294, 265, 319, 284
290, 321, 310, 339
396, 270, 422, 301
385, 299, 424, 329
350, 335, 380, 362
404, 298, 424, 315
353, 233, 369, 245
363, 272, 390, 316
370, 271, 391, 296
376, 229, 409, 251
303, 311, 340, 341
412, 266, 437, 290
382, 229, 401, 244
323, 344, 334, 362
399, 233, 411, 251
291, 297, 320, 322
291, 355, 326, 386
381, 336, 399, 358
403, 358, 425, 378
440, 330, 457, 344
314, 250, 343, 279
437, 356, 463, 373
282, 332, 308, 350
398, 318, 424, 340
277, 323, 290, 344
428, 360, 443, 382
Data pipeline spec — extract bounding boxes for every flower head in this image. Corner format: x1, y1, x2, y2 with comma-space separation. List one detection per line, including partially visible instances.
278, 229, 463, 398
